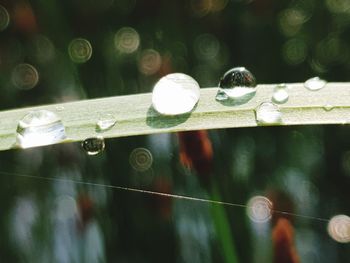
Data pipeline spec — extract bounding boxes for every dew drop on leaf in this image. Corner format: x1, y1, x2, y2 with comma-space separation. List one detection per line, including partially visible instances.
16, 110, 66, 148
304, 77, 327, 91
216, 67, 257, 102
272, 84, 289, 104
152, 73, 200, 115
96, 114, 117, 132
255, 102, 282, 125
81, 137, 105, 155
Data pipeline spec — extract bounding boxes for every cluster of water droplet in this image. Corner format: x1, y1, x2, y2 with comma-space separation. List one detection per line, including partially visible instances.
13, 65, 333, 154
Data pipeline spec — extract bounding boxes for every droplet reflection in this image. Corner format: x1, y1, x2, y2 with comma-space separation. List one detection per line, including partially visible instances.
327, 214, 350, 243
247, 196, 273, 223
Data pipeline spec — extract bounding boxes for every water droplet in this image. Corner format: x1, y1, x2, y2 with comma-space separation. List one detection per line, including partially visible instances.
68, 38, 92, 63
11, 63, 39, 90
216, 67, 257, 102
304, 77, 327, 91
129, 148, 153, 172
96, 114, 117, 132
255, 102, 282, 125
81, 137, 105, 155
327, 214, 350, 243
272, 84, 289, 104
246, 196, 273, 223
55, 106, 65, 112
323, 104, 334, 111
16, 110, 66, 148
0, 5, 10, 31
152, 73, 200, 115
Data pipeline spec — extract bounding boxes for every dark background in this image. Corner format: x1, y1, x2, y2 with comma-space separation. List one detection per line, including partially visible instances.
0, 0, 349, 262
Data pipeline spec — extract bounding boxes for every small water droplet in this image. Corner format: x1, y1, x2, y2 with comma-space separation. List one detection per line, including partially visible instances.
272, 84, 289, 104
255, 102, 282, 125
16, 110, 66, 148
129, 148, 153, 172
304, 77, 327, 91
246, 196, 273, 223
55, 106, 65, 112
81, 137, 105, 155
152, 73, 200, 115
96, 114, 117, 132
216, 67, 257, 102
68, 38, 92, 63
323, 104, 334, 111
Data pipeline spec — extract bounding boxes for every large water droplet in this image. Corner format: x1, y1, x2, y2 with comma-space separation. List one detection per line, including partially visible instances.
304, 77, 327, 91
16, 110, 66, 148
255, 102, 282, 125
129, 148, 153, 172
152, 73, 200, 115
68, 38, 92, 63
216, 67, 257, 102
81, 137, 105, 155
96, 114, 117, 132
272, 84, 289, 104
246, 196, 273, 223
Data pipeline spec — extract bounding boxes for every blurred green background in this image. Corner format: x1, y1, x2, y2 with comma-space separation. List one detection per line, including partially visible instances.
0, 0, 349, 262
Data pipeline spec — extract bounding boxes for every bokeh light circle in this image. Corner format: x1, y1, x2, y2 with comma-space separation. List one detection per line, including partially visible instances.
129, 148, 153, 172
114, 27, 140, 54
327, 214, 350, 243
11, 63, 39, 90
0, 5, 10, 31
246, 196, 273, 223
68, 38, 93, 63
138, 49, 162, 75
